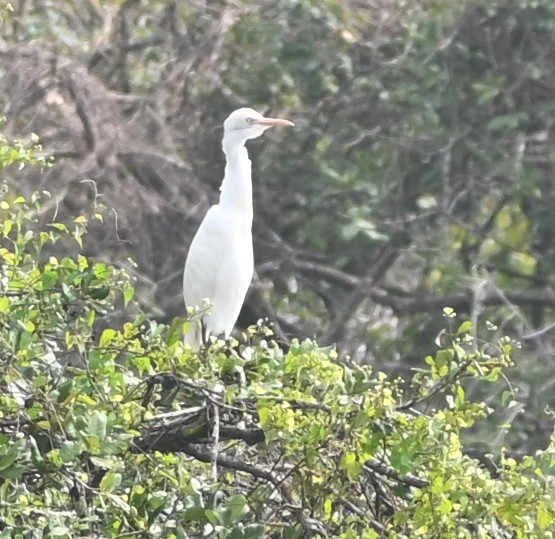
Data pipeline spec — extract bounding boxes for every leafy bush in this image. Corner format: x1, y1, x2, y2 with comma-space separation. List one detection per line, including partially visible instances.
1, 138, 554, 538
6, 0, 555, 455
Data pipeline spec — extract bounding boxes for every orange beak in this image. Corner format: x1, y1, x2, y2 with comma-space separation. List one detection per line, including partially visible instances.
252, 117, 295, 127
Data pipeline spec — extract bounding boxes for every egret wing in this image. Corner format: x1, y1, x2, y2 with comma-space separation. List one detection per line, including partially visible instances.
183, 205, 254, 341
183, 206, 222, 313
209, 224, 254, 337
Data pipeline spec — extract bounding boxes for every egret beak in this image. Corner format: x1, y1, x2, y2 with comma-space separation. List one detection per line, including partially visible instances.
253, 117, 295, 127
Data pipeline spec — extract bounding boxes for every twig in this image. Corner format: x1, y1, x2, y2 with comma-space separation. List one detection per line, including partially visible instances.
293, 257, 555, 315
181, 444, 326, 537
210, 403, 219, 481
320, 247, 401, 345
244, 396, 332, 413
397, 359, 472, 411
364, 460, 429, 489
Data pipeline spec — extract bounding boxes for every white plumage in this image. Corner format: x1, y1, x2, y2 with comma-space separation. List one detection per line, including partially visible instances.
183, 108, 294, 348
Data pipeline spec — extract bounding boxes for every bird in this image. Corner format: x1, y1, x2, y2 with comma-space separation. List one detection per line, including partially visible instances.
183, 107, 294, 348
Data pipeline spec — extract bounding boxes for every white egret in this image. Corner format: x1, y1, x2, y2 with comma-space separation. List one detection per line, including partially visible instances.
183, 108, 294, 348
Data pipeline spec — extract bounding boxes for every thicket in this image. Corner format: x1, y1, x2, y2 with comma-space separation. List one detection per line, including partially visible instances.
0, 133, 554, 539
2, 0, 555, 536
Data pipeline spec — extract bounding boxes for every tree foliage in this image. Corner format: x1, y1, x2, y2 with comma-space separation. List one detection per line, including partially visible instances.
1, 139, 554, 538
2, 1, 555, 534
2, 1, 555, 427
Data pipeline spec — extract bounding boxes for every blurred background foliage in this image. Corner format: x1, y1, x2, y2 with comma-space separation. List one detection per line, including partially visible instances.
2, 0, 555, 453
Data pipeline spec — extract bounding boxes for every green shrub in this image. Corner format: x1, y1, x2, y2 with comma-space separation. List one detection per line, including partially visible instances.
0, 138, 553, 539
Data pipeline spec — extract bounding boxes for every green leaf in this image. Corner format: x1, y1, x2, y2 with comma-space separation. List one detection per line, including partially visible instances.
456, 320, 473, 335
0, 449, 19, 472
487, 113, 528, 132
205, 509, 221, 526
537, 501, 553, 529
183, 506, 206, 522
0, 296, 10, 313
61, 282, 75, 300
226, 494, 249, 524
342, 452, 362, 479
49, 223, 68, 232
324, 497, 333, 519
50, 526, 70, 537
0, 464, 25, 479
88, 410, 107, 440
100, 328, 117, 347
124, 285, 135, 307
42, 270, 59, 290
59, 441, 82, 464
57, 380, 74, 403
2, 219, 12, 236
87, 286, 110, 300
508, 252, 537, 276
100, 471, 122, 493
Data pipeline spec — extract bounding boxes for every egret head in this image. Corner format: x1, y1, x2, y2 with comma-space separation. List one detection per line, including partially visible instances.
223, 108, 294, 148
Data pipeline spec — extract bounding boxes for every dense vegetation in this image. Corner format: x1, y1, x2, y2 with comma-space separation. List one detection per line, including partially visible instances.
2, 0, 555, 536
1, 149, 554, 536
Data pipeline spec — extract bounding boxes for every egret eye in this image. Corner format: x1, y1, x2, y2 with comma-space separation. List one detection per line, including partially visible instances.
245, 117, 256, 125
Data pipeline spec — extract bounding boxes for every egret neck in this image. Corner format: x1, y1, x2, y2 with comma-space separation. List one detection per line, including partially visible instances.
220, 135, 253, 221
